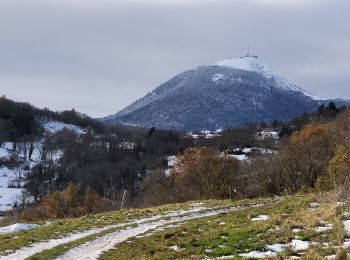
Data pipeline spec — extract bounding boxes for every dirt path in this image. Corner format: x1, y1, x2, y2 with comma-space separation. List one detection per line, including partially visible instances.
1, 202, 273, 260
57, 203, 268, 260
0, 206, 207, 260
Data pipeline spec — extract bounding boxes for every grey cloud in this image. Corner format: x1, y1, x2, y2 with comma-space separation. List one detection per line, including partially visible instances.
0, 0, 349, 117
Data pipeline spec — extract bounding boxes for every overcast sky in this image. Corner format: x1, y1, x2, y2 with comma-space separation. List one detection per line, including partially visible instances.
0, 0, 349, 117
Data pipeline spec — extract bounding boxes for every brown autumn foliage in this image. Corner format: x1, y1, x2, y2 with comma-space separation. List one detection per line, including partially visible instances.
260, 122, 337, 194
316, 145, 350, 192
170, 148, 240, 201
265, 109, 350, 194
136, 148, 240, 207
290, 124, 325, 145
20, 183, 112, 221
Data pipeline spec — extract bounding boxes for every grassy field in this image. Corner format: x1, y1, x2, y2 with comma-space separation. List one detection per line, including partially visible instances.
99, 194, 350, 259
0, 201, 215, 253
0, 197, 275, 257
1, 194, 350, 259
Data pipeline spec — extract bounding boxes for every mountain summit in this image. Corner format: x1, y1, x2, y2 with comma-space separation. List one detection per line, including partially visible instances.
102, 56, 342, 130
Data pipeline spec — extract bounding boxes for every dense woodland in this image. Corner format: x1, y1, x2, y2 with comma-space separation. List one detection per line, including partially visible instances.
0, 96, 349, 220
0, 96, 104, 142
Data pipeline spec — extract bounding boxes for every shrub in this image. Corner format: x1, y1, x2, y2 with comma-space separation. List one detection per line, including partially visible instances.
171, 148, 240, 201
316, 147, 350, 192
273, 123, 335, 193
20, 183, 112, 221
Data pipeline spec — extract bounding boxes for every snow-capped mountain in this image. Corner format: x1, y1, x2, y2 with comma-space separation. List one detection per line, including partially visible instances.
213, 56, 321, 100
102, 56, 347, 130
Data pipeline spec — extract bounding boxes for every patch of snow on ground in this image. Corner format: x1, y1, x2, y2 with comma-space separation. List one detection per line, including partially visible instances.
266, 244, 285, 253
0, 147, 10, 159
0, 202, 277, 260
54, 203, 273, 260
292, 228, 302, 233
336, 202, 345, 207
216, 256, 234, 259
169, 245, 180, 251
343, 220, 350, 234
228, 154, 248, 161
343, 238, 350, 248
0, 223, 39, 234
2, 142, 13, 150
288, 239, 310, 251
314, 224, 332, 233
0, 205, 206, 259
309, 202, 320, 208
212, 73, 225, 84
239, 250, 277, 258
342, 212, 350, 218
251, 215, 269, 221
165, 155, 178, 176
42, 121, 85, 135
0, 167, 24, 212
167, 155, 177, 167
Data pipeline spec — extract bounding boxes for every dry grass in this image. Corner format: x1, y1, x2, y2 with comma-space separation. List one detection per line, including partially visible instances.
282, 209, 319, 230
335, 248, 348, 260
301, 248, 323, 260
330, 218, 346, 245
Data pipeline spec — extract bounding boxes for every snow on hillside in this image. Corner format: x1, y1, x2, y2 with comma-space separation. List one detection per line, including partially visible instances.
0, 166, 24, 212
111, 69, 198, 118
214, 56, 275, 78
167, 155, 177, 168
42, 121, 86, 135
165, 155, 178, 176
0, 148, 9, 160
118, 141, 136, 150
212, 73, 225, 84
186, 130, 222, 139
214, 56, 323, 100
228, 154, 249, 161
1, 142, 28, 212
0, 119, 89, 213
0, 142, 13, 160
104, 54, 338, 131
0, 141, 62, 213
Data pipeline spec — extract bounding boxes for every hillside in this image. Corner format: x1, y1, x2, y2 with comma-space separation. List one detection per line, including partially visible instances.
0, 117, 87, 211
0, 195, 350, 259
102, 56, 348, 131
0, 97, 108, 212
1, 96, 350, 260
0, 97, 188, 215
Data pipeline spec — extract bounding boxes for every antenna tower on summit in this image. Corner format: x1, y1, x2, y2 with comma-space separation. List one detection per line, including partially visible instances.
244, 43, 251, 57
244, 43, 258, 59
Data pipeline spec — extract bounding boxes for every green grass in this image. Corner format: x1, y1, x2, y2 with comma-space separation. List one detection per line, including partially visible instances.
2, 194, 348, 259
99, 195, 350, 260
0, 197, 276, 256
0, 202, 194, 254
25, 225, 129, 260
